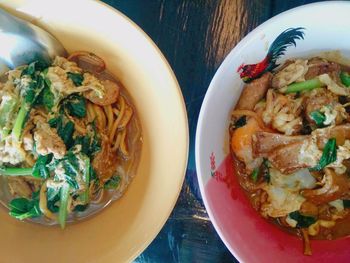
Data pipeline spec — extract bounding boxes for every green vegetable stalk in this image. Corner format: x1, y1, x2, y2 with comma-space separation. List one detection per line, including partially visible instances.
282, 78, 324, 93
0, 95, 18, 140
12, 101, 31, 141
80, 156, 90, 204
309, 110, 326, 127
0, 167, 32, 176
58, 183, 70, 229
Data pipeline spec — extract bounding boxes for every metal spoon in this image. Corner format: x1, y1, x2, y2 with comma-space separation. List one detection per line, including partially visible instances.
0, 8, 66, 74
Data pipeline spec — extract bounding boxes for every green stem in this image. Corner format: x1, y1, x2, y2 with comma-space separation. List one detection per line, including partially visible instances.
283, 78, 324, 93
0, 167, 32, 176
12, 102, 29, 141
80, 157, 90, 204
58, 183, 70, 229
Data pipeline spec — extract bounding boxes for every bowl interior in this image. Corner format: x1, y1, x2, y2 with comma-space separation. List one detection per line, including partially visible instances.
0, 1, 188, 262
196, 2, 350, 262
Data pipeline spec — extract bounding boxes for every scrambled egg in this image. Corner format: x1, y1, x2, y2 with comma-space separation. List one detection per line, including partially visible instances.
262, 168, 316, 218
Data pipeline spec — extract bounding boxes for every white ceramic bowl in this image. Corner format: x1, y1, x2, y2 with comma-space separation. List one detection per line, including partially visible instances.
0, 1, 188, 262
196, 2, 350, 262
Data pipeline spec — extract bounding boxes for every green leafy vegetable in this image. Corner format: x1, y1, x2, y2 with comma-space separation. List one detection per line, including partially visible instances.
289, 211, 317, 228
309, 110, 326, 127
74, 125, 101, 156
282, 78, 323, 94
62, 94, 86, 118
104, 176, 121, 190
8, 196, 41, 220
21, 61, 47, 77
0, 167, 32, 176
58, 183, 70, 229
251, 168, 259, 182
310, 138, 337, 171
67, 72, 84, 86
234, 116, 246, 128
50, 116, 75, 148
340, 72, 350, 87
42, 86, 55, 111
32, 154, 52, 179
74, 204, 88, 212
59, 121, 75, 148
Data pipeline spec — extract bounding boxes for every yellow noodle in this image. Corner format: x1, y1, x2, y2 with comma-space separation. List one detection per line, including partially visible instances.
118, 106, 133, 129
110, 96, 125, 141
103, 105, 114, 134
113, 108, 120, 116
112, 132, 122, 151
87, 102, 96, 122
39, 182, 56, 220
93, 104, 107, 131
119, 129, 129, 157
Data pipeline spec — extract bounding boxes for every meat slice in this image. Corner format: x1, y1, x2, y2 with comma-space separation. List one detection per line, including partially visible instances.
304, 58, 341, 80
252, 131, 308, 157
268, 141, 310, 174
235, 73, 272, 110
253, 125, 350, 174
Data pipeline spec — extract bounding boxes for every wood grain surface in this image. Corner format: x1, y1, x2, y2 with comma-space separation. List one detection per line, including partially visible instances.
103, 1, 338, 262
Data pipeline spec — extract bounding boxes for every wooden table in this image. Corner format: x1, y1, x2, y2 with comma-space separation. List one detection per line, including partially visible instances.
102, 1, 337, 262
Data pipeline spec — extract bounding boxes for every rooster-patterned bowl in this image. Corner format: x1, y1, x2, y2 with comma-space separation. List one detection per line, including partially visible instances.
196, 2, 350, 262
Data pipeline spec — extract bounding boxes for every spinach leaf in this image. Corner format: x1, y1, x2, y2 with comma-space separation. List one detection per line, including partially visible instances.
74, 204, 88, 212
51, 116, 75, 149
8, 197, 42, 220
310, 138, 337, 171
289, 211, 316, 228
42, 86, 55, 111
32, 154, 52, 179
21, 61, 48, 77
53, 151, 81, 190
67, 72, 84, 86
104, 176, 121, 190
309, 110, 326, 127
59, 121, 75, 148
63, 94, 86, 118
73, 122, 101, 156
